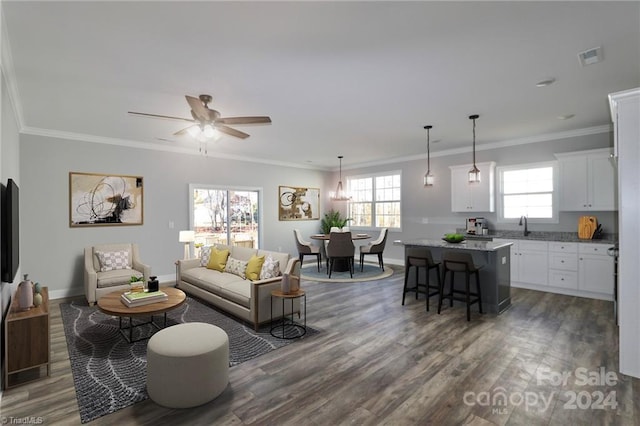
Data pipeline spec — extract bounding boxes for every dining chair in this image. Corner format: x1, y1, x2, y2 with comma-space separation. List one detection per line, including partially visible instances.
438, 251, 483, 321
293, 229, 321, 272
326, 231, 355, 278
359, 228, 388, 271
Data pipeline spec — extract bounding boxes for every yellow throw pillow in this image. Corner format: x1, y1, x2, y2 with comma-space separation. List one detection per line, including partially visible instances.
207, 248, 230, 272
245, 255, 266, 281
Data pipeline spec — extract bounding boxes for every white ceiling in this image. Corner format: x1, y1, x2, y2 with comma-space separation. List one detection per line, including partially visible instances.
2, 1, 639, 170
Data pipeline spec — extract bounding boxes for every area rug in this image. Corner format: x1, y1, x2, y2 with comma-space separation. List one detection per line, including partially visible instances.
60, 296, 318, 423
300, 262, 394, 283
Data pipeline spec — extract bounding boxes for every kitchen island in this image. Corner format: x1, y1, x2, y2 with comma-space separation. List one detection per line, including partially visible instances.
397, 239, 513, 314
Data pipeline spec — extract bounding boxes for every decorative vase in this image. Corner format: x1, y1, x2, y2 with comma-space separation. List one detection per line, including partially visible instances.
33, 292, 43, 307
148, 276, 159, 292
18, 274, 34, 311
281, 273, 290, 294
34, 282, 42, 294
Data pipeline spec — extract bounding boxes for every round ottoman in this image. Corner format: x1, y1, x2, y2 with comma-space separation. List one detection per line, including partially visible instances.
146, 322, 229, 408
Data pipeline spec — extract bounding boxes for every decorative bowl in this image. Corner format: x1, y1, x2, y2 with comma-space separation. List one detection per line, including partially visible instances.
442, 235, 466, 244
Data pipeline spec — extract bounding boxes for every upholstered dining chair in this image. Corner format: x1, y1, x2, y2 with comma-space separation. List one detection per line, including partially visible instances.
359, 228, 388, 271
326, 231, 355, 278
293, 229, 322, 272
84, 243, 151, 306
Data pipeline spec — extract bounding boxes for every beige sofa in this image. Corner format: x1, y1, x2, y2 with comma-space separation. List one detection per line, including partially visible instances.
176, 244, 294, 331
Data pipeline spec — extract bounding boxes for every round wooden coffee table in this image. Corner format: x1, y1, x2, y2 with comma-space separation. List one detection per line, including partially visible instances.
97, 287, 186, 343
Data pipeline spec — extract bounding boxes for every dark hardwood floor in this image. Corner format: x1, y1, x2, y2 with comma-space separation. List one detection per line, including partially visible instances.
1, 267, 638, 425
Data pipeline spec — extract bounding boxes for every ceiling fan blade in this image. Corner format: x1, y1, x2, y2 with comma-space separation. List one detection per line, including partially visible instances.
216, 125, 250, 139
128, 111, 195, 123
185, 95, 210, 122
218, 116, 272, 125
174, 125, 197, 136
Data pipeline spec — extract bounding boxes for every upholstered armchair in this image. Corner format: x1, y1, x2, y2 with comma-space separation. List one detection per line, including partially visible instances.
359, 228, 388, 271
84, 243, 151, 305
293, 229, 321, 272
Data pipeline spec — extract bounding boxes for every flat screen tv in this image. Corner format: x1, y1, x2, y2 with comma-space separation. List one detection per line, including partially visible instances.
1, 178, 19, 283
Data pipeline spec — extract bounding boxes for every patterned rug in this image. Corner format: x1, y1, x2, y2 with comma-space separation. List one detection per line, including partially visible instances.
60, 295, 318, 423
301, 262, 394, 283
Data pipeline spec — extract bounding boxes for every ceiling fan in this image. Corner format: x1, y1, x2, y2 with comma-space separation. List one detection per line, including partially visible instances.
128, 94, 271, 140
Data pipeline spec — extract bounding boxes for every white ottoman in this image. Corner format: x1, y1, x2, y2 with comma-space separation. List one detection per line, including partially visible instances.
146, 322, 229, 408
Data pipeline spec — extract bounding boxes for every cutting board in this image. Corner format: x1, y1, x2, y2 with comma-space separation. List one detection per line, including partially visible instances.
578, 216, 597, 239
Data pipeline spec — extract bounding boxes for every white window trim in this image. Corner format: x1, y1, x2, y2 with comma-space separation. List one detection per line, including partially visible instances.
496, 161, 559, 224
346, 170, 402, 232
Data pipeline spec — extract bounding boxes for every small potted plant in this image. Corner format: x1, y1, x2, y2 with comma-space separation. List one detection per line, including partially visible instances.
320, 209, 352, 234
129, 275, 145, 293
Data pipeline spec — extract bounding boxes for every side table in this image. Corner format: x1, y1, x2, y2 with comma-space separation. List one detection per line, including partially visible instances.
4, 287, 50, 389
270, 289, 306, 339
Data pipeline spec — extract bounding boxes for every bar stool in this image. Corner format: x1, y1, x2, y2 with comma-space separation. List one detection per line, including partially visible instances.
402, 248, 442, 311
438, 251, 483, 321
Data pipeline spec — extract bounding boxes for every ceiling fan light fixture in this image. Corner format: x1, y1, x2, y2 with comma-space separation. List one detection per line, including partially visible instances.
423, 125, 434, 187
468, 114, 481, 184
330, 156, 352, 201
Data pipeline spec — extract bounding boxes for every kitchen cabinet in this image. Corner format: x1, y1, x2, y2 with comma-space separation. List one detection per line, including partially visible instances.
495, 239, 548, 286
548, 242, 578, 290
578, 243, 614, 298
450, 161, 495, 212
555, 148, 616, 211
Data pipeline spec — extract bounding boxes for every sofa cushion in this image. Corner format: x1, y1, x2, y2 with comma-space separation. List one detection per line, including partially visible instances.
246, 255, 265, 281
225, 257, 248, 279
97, 269, 140, 288
181, 268, 250, 308
207, 248, 230, 272
230, 246, 258, 262
96, 250, 131, 272
200, 246, 213, 267
260, 255, 281, 280
180, 268, 223, 295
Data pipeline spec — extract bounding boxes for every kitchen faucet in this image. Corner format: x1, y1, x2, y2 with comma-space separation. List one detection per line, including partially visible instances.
519, 215, 530, 236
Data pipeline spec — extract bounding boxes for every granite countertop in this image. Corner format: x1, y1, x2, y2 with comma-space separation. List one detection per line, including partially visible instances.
397, 239, 513, 252
457, 229, 617, 244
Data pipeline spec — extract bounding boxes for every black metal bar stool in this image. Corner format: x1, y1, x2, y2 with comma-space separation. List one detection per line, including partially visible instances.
438, 251, 483, 321
402, 248, 442, 311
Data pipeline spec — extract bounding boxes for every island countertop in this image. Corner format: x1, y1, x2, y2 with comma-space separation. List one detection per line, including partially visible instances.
395, 239, 513, 252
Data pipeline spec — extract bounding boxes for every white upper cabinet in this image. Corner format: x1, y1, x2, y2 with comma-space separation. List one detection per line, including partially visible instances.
555, 148, 616, 211
450, 162, 496, 212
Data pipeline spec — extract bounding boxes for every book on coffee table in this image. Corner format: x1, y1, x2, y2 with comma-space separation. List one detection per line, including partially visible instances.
121, 290, 168, 307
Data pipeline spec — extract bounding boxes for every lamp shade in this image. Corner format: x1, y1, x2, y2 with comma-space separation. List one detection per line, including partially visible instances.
179, 230, 195, 243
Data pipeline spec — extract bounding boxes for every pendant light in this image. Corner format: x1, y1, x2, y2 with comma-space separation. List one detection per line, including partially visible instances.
423, 125, 434, 187
468, 114, 481, 184
330, 155, 351, 201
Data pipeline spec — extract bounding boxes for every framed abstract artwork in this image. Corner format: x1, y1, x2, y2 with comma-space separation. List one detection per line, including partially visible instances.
278, 186, 320, 221
69, 172, 144, 227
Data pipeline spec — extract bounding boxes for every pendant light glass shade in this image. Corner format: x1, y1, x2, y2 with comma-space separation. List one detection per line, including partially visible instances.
330, 155, 351, 201
423, 125, 434, 187
468, 114, 481, 184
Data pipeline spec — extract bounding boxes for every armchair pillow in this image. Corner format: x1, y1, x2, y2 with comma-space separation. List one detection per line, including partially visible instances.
207, 248, 230, 272
95, 250, 131, 272
245, 255, 265, 281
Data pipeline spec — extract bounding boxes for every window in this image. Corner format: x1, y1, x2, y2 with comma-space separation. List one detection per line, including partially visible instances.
497, 162, 557, 223
190, 184, 262, 249
347, 172, 401, 230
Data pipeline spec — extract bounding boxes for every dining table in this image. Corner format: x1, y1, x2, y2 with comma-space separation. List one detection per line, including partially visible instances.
310, 233, 370, 272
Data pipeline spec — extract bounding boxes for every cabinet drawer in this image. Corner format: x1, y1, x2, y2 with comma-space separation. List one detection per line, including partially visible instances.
549, 254, 578, 271
549, 270, 578, 289
519, 240, 548, 252
578, 244, 611, 256
548, 242, 577, 253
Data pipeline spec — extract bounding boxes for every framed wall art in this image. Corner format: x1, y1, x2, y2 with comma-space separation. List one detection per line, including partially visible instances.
278, 186, 320, 221
69, 172, 144, 227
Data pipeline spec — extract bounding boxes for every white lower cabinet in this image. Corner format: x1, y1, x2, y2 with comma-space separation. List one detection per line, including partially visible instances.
578, 243, 614, 297
496, 238, 613, 300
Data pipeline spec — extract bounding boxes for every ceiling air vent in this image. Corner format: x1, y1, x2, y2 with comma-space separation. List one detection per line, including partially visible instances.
578, 46, 603, 66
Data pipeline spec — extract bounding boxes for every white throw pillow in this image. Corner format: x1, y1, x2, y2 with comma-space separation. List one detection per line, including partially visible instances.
95, 250, 131, 272
200, 246, 213, 267
225, 257, 248, 279
260, 255, 281, 279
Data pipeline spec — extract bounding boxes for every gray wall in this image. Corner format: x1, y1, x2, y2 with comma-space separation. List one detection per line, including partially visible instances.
19, 134, 328, 298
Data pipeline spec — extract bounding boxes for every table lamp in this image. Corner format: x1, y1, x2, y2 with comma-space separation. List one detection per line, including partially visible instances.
179, 230, 195, 259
